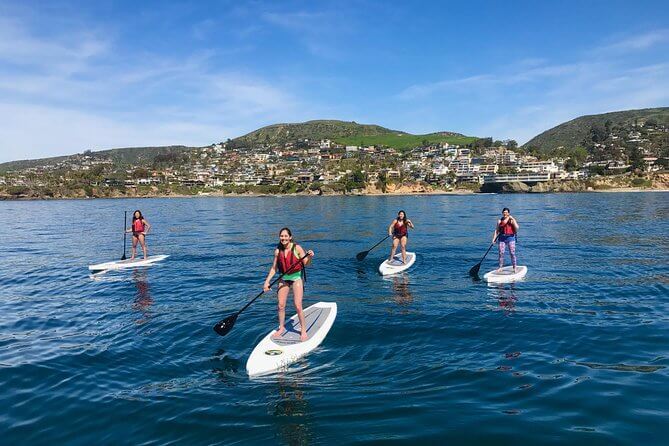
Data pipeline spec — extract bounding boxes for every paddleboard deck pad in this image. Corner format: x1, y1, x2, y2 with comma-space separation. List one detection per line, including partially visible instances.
379, 252, 416, 275
483, 265, 527, 283
88, 255, 169, 271
246, 302, 337, 376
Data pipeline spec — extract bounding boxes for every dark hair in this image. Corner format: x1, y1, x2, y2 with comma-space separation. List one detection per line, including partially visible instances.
277, 227, 293, 250
132, 210, 143, 221
397, 210, 407, 221
502, 207, 510, 213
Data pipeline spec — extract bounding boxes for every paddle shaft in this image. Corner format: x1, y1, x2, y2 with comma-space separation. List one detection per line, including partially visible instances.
478, 239, 496, 265
121, 211, 127, 260
357, 234, 390, 260
236, 253, 312, 317
369, 234, 391, 252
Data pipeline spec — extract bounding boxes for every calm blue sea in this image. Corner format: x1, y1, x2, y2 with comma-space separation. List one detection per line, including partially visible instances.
1, 193, 668, 445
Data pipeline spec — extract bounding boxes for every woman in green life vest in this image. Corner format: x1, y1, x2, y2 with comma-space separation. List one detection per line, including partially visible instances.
263, 227, 314, 341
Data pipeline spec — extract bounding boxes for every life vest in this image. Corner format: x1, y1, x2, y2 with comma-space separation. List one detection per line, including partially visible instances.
393, 220, 408, 237
277, 243, 303, 275
133, 218, 145, 233
499, 219, 516, 236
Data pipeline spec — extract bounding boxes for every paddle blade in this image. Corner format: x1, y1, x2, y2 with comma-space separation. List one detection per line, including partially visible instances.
213, 313, 238, 336
356, 250, 369, 261
469, 263, 481, 277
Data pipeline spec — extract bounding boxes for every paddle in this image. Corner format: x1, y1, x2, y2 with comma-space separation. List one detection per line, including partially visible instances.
469, 235, 498, 278
121, 211, 127, 260
356, 234, 390, 261
213, 252, 312, 337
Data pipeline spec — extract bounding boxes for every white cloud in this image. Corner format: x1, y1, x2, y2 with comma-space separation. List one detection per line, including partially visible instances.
0, 11, 315, 162
597, 29, 669, 53
396, 29, 669, 143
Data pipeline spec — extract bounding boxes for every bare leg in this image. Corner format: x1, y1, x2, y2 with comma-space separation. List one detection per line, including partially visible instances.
272, 282, 289, 338
400, 236, 408, 263
131, 235, 138, 260
138, 234, 148, 259
389, 237, 399, 261
292, 280, 308, 341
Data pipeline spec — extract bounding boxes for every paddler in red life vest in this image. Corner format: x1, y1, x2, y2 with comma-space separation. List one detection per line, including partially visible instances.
492, 207, 519, 272
125, 210, 151, 260
387, 210, 414, 264
263, 227, 314, 341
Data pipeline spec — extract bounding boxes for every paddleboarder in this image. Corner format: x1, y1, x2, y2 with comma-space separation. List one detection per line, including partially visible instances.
263, 228, 314, 341
126, 210, 151, 260
492, 207, 519, 272
388, 210, 414, 264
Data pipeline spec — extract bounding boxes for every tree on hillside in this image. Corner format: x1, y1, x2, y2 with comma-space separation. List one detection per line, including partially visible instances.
629, 146, 645, 171
133, 168, 150, 179
590, 124, 607, 143
504, 140, 518, 150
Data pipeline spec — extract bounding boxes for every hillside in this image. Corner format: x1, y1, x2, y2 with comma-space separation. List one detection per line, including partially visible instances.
1, 120, 476, 171
0, 145, 196, 172
524, 107, 669, 151
230, 120, 475, 149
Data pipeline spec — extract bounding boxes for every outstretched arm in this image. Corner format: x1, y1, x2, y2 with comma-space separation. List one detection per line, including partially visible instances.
263, 250, 279, 291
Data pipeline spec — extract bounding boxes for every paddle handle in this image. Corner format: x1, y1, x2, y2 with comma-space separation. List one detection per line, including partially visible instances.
236, 252, 312, 316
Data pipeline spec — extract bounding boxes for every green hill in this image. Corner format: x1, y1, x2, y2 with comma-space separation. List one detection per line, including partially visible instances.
524, 107, 669, 151
0, 145, 196, 172
1, 120, 477, 171
231, 119, 476, 149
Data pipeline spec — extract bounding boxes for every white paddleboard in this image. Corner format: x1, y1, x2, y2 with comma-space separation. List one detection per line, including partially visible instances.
88, 255, 169, 271
379, 252, 416, 276
246, 302, 337, 376
483, 265, 527, 283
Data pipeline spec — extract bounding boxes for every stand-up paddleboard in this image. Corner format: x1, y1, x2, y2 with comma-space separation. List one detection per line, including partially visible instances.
88, 255, 169, 271
483, 265, 527, 283
246, 302, 337, 376
379, 252, 416, 276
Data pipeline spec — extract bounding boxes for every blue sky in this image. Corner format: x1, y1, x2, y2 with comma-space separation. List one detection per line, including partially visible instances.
1, 0, 668, 162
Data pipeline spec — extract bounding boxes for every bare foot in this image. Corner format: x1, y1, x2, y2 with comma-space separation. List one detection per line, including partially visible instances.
513, 267, 517, 273
271, 328, 286, 339
496, 267, 503, 272
300, 332, 308, 341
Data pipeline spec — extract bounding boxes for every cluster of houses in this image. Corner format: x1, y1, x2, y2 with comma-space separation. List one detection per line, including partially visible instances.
1, 130, 665, 191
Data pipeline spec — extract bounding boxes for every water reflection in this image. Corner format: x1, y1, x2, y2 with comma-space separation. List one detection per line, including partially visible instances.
132, 269, 153, 325
384, 274, 414, 306
488, 283, 517, 315
211, 349, 243, 385
270, 377, 313, 446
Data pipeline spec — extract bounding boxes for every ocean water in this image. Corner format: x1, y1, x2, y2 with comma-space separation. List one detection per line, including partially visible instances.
0, 193, 667, 445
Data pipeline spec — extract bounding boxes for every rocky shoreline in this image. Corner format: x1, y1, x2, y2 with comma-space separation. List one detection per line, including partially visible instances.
1, 173, 667, 200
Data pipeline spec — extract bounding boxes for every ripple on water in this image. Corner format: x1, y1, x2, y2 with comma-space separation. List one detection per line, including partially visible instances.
0, 194, 668, 444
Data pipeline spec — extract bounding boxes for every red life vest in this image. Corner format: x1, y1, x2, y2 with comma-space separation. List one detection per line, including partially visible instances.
499, 219, 516, 236
277, 244, 303, 274
133, 218, 145, 233
393, 221, 408, 237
